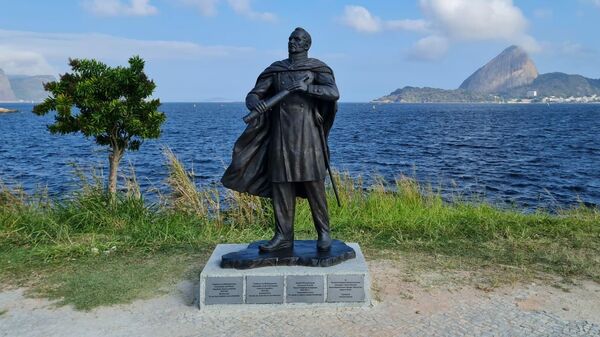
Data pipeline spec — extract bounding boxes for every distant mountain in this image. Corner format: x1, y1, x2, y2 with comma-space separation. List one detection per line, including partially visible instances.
0, 69, 16, 101
8, 75, 56, 102
505, 72, 600, 98
459, 46, 538, 94
375, 86, 497, 103
0, 69, 55, 102
375, 45, 600, 103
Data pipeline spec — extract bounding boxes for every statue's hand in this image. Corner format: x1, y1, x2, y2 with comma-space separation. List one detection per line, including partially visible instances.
251, 100, 269, 114
288, 73, 313, 93
287, 80, 309, 93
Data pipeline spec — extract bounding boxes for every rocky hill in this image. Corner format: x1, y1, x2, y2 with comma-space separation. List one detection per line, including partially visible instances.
505, 72, 600, 98
0, 69, 16, 101
0, 69, 55, 102
8, 75, 56, 102
375, 46, 600, 103
459, 46, 538, 94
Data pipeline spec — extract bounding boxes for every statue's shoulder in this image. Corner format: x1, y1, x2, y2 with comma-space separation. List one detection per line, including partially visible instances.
259, 60, 290, 77
305, 58, 333, 74
306, 58, 328, 67
258, 58, 333, 78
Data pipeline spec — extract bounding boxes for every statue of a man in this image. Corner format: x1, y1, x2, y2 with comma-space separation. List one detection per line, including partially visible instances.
222, 27, 340, 252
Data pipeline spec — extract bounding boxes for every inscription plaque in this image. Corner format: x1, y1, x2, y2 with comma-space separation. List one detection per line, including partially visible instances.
327, 274, 364, 302
286, 275, 324, 303
246, 276, 284, 304
205, 276, 243, 305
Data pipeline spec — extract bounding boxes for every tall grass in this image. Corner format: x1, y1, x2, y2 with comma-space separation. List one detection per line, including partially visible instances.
0, 150, 599, 280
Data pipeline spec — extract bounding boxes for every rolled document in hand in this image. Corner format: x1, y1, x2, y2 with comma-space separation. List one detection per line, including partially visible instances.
243, 75, 311, 124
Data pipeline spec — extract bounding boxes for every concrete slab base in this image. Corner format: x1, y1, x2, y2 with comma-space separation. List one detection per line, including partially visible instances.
199, 243, 371, 310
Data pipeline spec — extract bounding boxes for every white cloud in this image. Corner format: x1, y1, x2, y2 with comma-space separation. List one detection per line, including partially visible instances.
179, 0, 220, 16
420, 0, 529, 41
560, 42, 591, 55
340, 5, 382, 33
340, 5, 429, 33
84, 0, 158, 16
0, 50, 55, 76
541, 41, 597, 57
341, 1, 538, 61
227, 0, 276, 22
408, 35, 449, 61
180, 0, 276, 21
0, 29, 254, 75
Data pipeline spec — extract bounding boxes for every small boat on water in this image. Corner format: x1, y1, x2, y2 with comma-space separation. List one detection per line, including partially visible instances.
0, 107, 18, 113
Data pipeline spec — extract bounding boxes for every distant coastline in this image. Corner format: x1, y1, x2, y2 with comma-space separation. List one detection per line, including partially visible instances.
0, 107, 18, 113
372, 98, 600, 104
374, 46, 600, 104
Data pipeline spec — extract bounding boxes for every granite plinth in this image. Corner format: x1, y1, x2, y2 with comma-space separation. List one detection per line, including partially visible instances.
199, 243, 371, 309
220, 239, 356, 269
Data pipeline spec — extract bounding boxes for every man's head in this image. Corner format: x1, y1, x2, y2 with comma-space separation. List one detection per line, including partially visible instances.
288, 27, 312, 55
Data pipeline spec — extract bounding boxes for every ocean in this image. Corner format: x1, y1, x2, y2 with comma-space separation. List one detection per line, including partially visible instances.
1, 102, 599, 210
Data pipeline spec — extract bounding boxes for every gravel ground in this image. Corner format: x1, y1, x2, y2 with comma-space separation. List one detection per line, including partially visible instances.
1, 260, 599, 337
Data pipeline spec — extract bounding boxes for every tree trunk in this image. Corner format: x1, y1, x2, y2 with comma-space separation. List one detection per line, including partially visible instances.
108, 147, 124, 195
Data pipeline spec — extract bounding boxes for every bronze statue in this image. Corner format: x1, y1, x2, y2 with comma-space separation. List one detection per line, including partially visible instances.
222, 27, 340, 252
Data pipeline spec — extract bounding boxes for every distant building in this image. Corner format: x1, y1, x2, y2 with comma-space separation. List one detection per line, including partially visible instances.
526, 90, 537, 98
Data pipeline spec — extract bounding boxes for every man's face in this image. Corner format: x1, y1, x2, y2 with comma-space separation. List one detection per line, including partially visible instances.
288, 31, 308, 54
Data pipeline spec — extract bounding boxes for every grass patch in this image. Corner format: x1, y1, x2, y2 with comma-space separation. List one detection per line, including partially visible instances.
0, 246, 209, 311
0, 152, 599, 309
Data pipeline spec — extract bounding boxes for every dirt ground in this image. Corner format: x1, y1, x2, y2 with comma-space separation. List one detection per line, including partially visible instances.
1, 259, 599, 337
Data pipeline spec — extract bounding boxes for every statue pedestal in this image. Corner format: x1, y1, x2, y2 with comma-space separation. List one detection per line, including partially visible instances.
221, 239, 356, 269
198, 242, 371, 310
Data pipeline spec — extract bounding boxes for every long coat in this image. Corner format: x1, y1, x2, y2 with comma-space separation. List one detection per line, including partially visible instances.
221, 58, 339, 198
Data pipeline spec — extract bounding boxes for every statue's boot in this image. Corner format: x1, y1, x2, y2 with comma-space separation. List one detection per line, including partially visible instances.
317, 231, 332, 251
263, 182, 295, 252
259, 233, 294, 252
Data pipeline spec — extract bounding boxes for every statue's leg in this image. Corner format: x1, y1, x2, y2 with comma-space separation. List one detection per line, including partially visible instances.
304, 179, 332, 251
259, 182, 295, 252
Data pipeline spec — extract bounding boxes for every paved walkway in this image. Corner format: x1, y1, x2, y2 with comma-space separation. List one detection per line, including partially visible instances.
1, 260, 599, 337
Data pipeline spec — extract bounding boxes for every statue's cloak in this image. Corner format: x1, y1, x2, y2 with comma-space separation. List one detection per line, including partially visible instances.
221, 58, 337, 198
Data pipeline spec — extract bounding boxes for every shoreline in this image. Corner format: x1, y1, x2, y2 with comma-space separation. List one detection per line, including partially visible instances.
370, 101, 600, 105
3, 100, 600, 105
0, 107, 19, 113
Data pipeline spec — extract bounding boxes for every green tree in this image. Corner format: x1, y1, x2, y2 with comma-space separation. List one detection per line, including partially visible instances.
34, 56, 166, 195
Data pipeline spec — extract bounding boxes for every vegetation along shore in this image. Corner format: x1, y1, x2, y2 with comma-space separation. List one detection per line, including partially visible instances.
1, 149, 598, 310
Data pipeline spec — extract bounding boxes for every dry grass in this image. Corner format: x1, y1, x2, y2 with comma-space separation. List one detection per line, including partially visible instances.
0, 181, 26, 208
163, 147, 220, 221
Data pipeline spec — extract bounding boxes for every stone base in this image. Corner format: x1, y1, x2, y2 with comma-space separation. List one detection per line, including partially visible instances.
220, 239, 356, 269
199, 243, 371, 309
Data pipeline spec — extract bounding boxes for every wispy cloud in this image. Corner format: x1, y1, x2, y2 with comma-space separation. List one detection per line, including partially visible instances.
340, 0, 539, 62
340, 5, 429, 33
0, 50, 54, 76
179, 0, 220, 16
0, 29, 253, 75
179, 0, 276, 22
407, 35, 449, 61
589, 0, 600, 8
227, 0, 276, 22
420, 0, 531, 42
542, 41, 597, 58
83, 0, 158, 17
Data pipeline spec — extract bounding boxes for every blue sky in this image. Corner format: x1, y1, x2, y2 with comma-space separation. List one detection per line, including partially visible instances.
1, 0, 599, 102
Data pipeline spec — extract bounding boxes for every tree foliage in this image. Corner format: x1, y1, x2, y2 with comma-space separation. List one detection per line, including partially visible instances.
33, 56, 166, 194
